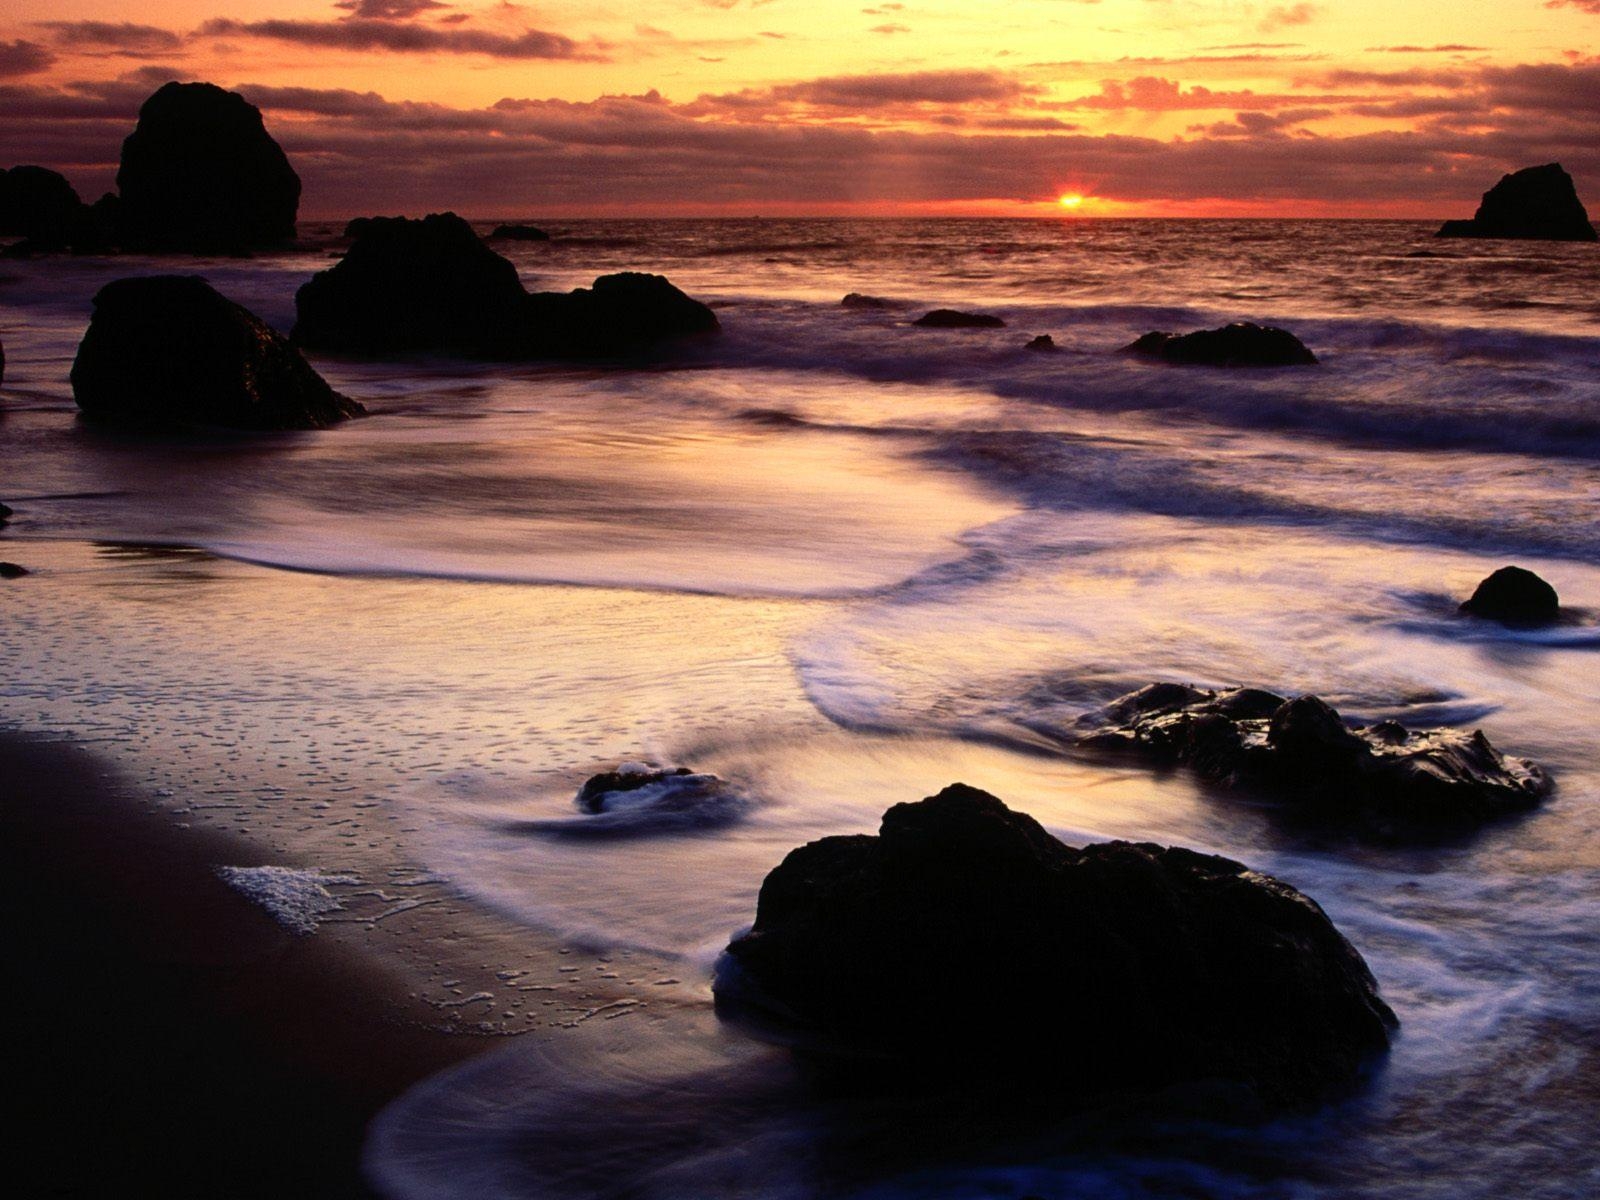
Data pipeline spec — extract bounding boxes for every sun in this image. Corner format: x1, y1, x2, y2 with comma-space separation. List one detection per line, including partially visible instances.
1058, 193, 1085, 210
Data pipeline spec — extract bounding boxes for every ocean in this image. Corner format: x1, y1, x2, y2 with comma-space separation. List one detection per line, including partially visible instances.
3, 217, 1598, 1197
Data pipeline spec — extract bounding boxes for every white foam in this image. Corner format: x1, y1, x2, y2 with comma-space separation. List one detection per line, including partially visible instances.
216, 864, 362, 935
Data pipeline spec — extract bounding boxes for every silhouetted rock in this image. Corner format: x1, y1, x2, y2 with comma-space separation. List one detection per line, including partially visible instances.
1025, 334, 1057, 351
552, 762, 747, 836
518, 272, 719, 358
0, 338, 5, 388
342, 215, 407, 240
0, 562, 29, 579
1125, 322, 1317, 366
914, 308, 1005, 328
1435, 163, 1597, 242
72, 276, 363, 430
0, 502, 11, 524
1074, 684, 1549, 834
0, 166, 84, 249
717, 783, 1395, 1107
116, 83, 300, 253
1459, 566, 1560, 627
490, 223, 550, 241
841, 292, 889, 309
294, 213, 527, 355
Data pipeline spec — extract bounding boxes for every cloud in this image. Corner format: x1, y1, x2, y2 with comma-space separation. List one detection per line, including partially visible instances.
870, 23, 911, 34
776, 69, 1032, 107
1545, 0, 1600, 12
35, 22, 186, 54
335, 0, 451, 17
197, 17, 595, 59
1259, 4, 1319, 33
0, 40, 55, 78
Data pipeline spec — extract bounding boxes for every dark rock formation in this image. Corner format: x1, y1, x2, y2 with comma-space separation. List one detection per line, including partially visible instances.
116, 83, 300, 253
914, 309, 1005, 329
1436, 163, 1597, 242
294, 213, 527, 355
549, 763, 747, 836
1459, 566, 1560, 627
718, 783, 1395, 1107
342, 216, 407, 240
490, 224, 550, 241
1025, 334, 1057, 351
0, 562, 29, 579
518, 272, 719, 358
296, 215, 716, 359
72, 276, 364, 431
841, 292, 889, 309
0, 502, 11, 524
1074, 684, 1549, 834
0, 166, 84, 249
1125, 322, 1317, 367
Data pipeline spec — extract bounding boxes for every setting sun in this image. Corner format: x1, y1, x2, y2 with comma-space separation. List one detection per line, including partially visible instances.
1059, 194, 1086, 210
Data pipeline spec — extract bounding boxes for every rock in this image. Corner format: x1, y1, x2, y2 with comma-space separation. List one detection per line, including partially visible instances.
1074, 684, 1550, 834
1435, 163, 1597, 242
489, 224, 550, 241
0, 166, 85, 249
1459, 566, 1560, 627
0, 337, 5, 388
717, 783, 1395, 1107
1124, 322, 1317, 367
841, 292, 889, 309
0, 562, 29, 579
0, 502, 11, 524
342, 215, 406, 240
116, 82, 301, 253
297, 217, 717, 359
518, 272, 720, 359
72, 276, 364, 431
1025, 334, 1057, 352
913, 309, 1005, 329
549, 762, 747, 836
294, 213, 528, 355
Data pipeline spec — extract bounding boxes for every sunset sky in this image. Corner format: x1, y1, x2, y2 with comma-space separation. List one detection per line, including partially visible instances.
2, 0, 1596, 217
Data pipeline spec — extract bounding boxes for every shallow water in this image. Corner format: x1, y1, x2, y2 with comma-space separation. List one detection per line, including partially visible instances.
2, 218, 1598, 1196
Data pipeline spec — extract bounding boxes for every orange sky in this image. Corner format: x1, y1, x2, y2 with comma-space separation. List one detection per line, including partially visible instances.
2, 1, 1597, 216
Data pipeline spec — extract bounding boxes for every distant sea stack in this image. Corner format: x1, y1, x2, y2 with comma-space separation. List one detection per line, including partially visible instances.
1436, 163, 1597, 242
116, 83, 301, 253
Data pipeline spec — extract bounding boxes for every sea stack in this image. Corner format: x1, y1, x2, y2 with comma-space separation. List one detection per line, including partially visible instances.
116, 83, 301, 253
1436, 163, 1597, 242
72, 276, 363, 430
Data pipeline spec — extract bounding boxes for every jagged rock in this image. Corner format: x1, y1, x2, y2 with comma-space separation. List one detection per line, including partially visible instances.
1073, 684, 1549, 834
116, 82, 300, 253
0, 562, 29, 579
1459, 566, 1560, 627
0, 166, 84, 249
1026, 334, 1057, 351
518, 272, 719, 358
1436, 163, 1597, 242
914, 309, 1005, 328
294, 213, 528, 355
717, 783, 1395, 1107
490, 224, 550, 241
1125, 323, 1317, 367
72, 275, 364, 431
841, 292, 889, 309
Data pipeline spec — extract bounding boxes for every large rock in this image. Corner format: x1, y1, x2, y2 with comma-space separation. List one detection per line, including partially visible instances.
1125, 322, 1317, 366
1459, 566, 1560, 627
294, 213, 527, 355
0, 166, 84, 249
1073, 684, 1549, 834
1436, 163, 1597, 242
913, 308, 1005, 329
72, 276, 363, 430
717, 784, 1395, 1107
116, 82, 300, 253
295, 215, 718, 359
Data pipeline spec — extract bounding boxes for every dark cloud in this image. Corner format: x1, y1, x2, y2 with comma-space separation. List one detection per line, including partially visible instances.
35, 22, 185, 54
1367, 44, 1487, 53
1544, 0, 1600, 12
0, 40, 55, 78
777, 69, 1032, 107
197, 17, 596, 60
334, 0, 450, 17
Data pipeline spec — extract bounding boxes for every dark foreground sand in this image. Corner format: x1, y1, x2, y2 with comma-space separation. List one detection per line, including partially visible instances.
0, 732, 507, 1198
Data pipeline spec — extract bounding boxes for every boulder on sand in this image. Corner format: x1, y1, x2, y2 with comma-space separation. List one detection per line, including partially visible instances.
1459, 566, 1560, 627
489, 224, 550, 241
914, 308, 1005, 329
72, 275, 364, 431
1072, 683, 1549, 835
116, 82, 301, 253
717, 783, 1395, 1108
1436, 163, 1597, 242
1125, 322, 1317, 366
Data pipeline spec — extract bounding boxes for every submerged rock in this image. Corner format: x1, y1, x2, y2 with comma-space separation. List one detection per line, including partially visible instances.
490, 223, 550, 241
533, 763, 748, 837
718, 783, 1395, 1107
914, 308, 1005, 329
116, 82, 300, 253
1436, 163, 1597, 242
841, 292, 889, 309
1025, 334, 1057, 351
0, 562, 29, 579
1125, 323, 1317, 367
1459, 566, 1560, 628
72, 276, 364, 431
1074, 684, 1549, 834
